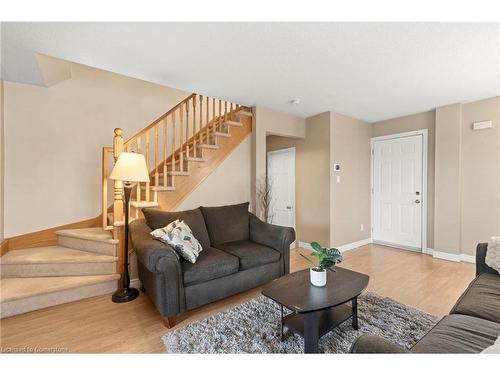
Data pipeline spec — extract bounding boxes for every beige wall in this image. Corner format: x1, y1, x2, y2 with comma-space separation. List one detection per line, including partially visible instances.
459, 97, 500, 255
330, 113, 371, 247
177, 137, 252, 211
0, 80, 4, 240
372, 110, 436, 248
267, 112, 331, 246
434, 104, 462, 255
252, 106, 305, 217
3, 62, 190, 237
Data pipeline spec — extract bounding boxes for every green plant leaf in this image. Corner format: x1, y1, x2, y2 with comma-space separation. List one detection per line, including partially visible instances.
310, 242, 323, 252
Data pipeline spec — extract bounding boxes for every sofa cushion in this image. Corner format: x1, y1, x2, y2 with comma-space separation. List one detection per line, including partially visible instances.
412, 314, 500, 353
216, 240, 281, 270
181, 246, 239, 286
450, 273, 500, 323
200, 202, 250, 245
142, 208, 210, 250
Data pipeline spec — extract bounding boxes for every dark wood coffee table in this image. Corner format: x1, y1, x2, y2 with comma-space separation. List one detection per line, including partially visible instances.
262, 267, 369, 353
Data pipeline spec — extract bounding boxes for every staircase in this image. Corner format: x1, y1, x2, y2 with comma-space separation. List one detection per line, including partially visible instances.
0, 228, 119, 318
0, 93, 252, 318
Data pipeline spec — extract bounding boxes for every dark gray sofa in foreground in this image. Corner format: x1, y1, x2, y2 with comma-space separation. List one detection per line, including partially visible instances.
351, 243, 500, 353
129, 202, 295, 328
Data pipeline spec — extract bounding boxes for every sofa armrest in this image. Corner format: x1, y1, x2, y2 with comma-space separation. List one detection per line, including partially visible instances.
249, 213, 295, 275
476, 243, 499, 276
350, 335, 409, 353
129, 219, 181, 274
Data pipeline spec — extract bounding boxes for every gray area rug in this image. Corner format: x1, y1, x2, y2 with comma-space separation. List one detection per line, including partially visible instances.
162, 292, 439, 353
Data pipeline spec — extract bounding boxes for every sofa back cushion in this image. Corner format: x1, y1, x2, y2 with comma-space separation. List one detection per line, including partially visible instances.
142, 207, 210, 250
200, 202, 250, 245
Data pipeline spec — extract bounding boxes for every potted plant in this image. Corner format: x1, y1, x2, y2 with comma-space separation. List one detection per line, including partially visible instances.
300, 242, 343, 287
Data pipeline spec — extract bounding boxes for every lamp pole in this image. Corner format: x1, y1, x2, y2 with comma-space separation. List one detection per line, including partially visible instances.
112, 181, 139, 303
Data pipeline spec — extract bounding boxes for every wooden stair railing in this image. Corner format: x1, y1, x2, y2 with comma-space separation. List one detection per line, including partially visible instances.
101, 93, 248, 237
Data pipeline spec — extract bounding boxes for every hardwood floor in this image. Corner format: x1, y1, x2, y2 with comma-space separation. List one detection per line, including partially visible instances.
0, 244, 475, 353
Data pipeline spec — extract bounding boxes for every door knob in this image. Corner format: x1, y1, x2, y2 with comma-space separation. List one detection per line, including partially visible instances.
415, 199, 421, 204
286, 206, 293, 209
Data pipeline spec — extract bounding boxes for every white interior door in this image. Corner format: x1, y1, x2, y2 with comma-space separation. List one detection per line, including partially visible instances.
372, 133, 425, 250
267, 148, 295, 228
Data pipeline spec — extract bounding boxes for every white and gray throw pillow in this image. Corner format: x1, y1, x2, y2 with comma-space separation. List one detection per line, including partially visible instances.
486, 236, 500, 273
150, 220, 203, 263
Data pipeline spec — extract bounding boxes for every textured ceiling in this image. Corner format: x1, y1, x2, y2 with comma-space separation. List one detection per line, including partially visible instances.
2, 22, 499, 122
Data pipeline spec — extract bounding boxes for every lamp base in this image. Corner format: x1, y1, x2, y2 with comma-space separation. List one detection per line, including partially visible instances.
112, 287, 139, 303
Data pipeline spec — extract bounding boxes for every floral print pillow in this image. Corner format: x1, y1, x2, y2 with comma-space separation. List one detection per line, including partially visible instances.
150, 220, 203, 263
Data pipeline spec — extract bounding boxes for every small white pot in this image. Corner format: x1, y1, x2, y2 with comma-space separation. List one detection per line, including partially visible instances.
310, 268, 327, 287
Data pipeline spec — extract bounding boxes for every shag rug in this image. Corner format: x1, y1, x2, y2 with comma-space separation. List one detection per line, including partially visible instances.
162, 292, 439, 353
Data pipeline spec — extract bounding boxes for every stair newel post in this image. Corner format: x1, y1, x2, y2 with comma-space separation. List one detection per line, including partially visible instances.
179, 104, 184, 172
112, 128, 124, 226
112, 128, 125, 278
185, 100, 190, 161
192, 95, 197, 156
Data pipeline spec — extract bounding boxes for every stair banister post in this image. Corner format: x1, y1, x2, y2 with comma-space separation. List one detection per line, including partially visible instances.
112, 128, 124, 226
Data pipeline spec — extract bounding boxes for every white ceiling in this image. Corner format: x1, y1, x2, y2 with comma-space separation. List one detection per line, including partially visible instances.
1, 22, 499, 122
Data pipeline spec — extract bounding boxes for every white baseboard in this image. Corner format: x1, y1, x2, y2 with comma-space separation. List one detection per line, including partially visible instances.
423, 247, 434, 255
427, 249, 476, 264
298, 238, 372, 253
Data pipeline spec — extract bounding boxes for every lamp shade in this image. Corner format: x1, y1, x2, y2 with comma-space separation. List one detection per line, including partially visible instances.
109, 152, 150, 183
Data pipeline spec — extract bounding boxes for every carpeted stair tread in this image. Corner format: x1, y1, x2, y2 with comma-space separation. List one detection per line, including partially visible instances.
0, 274, 120, 302
56, 227, 118, 244
0, 246, 117, 265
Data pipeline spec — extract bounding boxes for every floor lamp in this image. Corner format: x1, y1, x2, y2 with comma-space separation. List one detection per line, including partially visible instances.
109, 152, 150, 303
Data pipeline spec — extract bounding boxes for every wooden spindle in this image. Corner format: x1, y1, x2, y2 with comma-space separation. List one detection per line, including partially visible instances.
212, 98, 216, 142
145, 131, 150, 201
206, 96, 210, 143
171, 111, 176, 175
192, 95, 197, 156
186, 100, 190, 159
163, 118, 167, 187
199, 95, 203, 150
218, 99, 222, 132
136, 136, 142, 204
154, 126, 159, 193
179, 105, 184, 171
224, 101, 228, 125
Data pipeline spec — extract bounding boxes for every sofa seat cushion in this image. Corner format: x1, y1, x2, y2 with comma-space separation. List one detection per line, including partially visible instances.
216, 240, 281, 270
412, 314, 500, 353
450, 273, 500, 323
181, 247, 239, 286
142, 207, 211, 250
200, 202, 250, 245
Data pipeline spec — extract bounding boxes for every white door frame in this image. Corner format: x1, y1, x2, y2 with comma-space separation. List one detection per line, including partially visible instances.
266, 147, 296, 231
370, 129, 428, 252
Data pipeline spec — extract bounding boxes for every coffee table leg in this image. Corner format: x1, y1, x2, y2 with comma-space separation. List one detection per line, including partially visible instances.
303, 312, 319, 353
352, 297, 359, 330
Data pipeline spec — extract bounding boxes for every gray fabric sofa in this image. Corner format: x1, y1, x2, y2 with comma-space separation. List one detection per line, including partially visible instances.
351, 243, 500, 353
129, 202, 295, 328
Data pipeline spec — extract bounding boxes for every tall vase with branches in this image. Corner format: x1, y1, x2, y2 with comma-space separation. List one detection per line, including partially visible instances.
255, 177, 274, 223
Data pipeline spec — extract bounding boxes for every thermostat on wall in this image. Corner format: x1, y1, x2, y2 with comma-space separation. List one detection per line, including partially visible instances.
472, 120, 493, 130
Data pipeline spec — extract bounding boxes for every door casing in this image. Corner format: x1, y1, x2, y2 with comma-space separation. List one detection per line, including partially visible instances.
370, 129, 428, 253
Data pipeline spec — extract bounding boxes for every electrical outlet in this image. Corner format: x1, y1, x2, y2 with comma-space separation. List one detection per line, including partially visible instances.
360, 224, 364, 231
